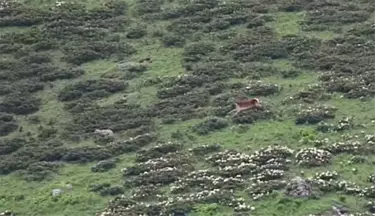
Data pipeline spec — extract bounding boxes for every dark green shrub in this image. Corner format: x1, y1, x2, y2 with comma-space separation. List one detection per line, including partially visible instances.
0, 138, 25, 155
204, 82, 227, 95
232, 108, 275, 124
63, 98, 98, 114
0, 6, 45, 27
136, 142, 182, 162
104, 0, 129, 16
20, 52, 52, 64
116, 62, 148, 80
37, 127, 58, 140
91, 159, 117, 172
94, 135, 115, 145
0, 93, 41, 115
0, 113, 14, 122
126, 24, 147, 39
21, 162, 62, 181
233, 41, 288, 62
161, 34, 186, 47
61, 147, 112, 163
65, 102, 153, 135
295, 105, 336, 125
58, 79, 127, 101
151, 90, 210, 120
190, 144, 221, 155
12, 63, 60, 80
62, 41, 136, 65
27, 115, 41, 124
204, 19, 231, 32
183, 41, 216, 63
135, 0, 164, 16
99, 186, 124, 196
191, 60, 242, 81
40, 67, 85, 82
281, 70, 301, 78
156, 85, 193, 99
0, 122, 18, 136
32, 40, 58, 51
192, 117, 229, 135
89, 183, 111, 192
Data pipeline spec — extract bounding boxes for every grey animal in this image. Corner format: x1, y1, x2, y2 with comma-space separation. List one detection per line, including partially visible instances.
94, 129, 114, 137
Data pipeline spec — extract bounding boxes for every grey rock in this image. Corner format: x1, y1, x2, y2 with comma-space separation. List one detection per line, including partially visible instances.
91, 159, 117, 173
52, 188, 63, 197
285, 176, 312, 198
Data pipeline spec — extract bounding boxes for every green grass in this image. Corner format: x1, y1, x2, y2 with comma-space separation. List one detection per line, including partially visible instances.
131, 43, 185, 78
159, 118, 317, 150
268, 12, 306, 37
252, 193, 368, 216
1, 0, 375, 216
268, 12, 339, 40
0, 154, 135, 216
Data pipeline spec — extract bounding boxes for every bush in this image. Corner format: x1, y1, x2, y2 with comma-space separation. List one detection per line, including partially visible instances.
61, 146, 112, 163
204, 82, 227, 95
62, 41, 136, 65
89, 183, 111, 192
116, 62, 148, 79
107, 133, 157, 154
161, 34, 186, 47
21, 161, 63, 181
91, 159, 117, 172
0, 138, 26, 155
135, 0, 164, 16
243, 81, 281, 96
118, 62, 147, 73
246, 16, 266, 28
0, 113, 14, 122
20, 52, 52, 64
126, 24, 147, 39
282, 84, 331, 104
240, 62, 281, 79
281, 70, 301, 78
156, 85, 193, 99
183, 41, 216, 63
27, 115, 41, 124
0, 122, 18, 136
150, 90, 210, 120
94, 135, 115, 145
204, 19, 231, 32
232, 107, 276, 124
89, 183, 124, 196
295, 104, 337, 125
192, 117, 229, 135
16, 63, 58, 80
219, 27, 276, 54
233, 41, 288, 62
65, 101, 154, 135
14, 81, 45, 93
0, 141, 68, 174
37, 127, 58, 140
136, 142, 183, 162
32, 40, 58, 51
191, 60, 242, 81
0, 93, 41, 115
40, 67, 85, 82
58, 79, 127, 101
190, 144, 221, 156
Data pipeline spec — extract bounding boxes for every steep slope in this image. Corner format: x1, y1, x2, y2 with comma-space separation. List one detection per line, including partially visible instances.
1, 0, 375, 215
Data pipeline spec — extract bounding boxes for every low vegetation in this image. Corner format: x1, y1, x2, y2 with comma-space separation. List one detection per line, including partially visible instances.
1, 0, 375, 215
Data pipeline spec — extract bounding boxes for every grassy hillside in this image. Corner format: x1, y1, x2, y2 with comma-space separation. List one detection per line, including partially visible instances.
1, 0, 375, 215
